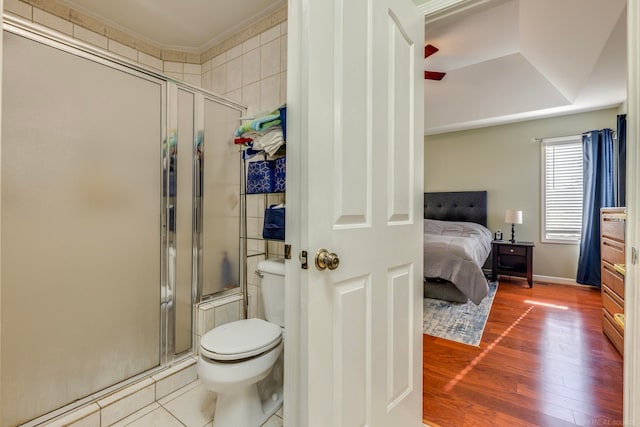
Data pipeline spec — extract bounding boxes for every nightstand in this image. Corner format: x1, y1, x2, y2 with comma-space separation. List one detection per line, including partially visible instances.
491, 241, 535, 287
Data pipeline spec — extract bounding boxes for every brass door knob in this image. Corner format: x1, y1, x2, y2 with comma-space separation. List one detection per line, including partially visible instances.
315, 248, 340, 271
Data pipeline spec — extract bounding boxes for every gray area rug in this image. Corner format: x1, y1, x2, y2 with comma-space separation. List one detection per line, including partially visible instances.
423, 281, 498, 347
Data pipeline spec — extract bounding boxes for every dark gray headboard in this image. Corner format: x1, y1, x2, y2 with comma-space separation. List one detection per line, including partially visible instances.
424, 191, 488, 227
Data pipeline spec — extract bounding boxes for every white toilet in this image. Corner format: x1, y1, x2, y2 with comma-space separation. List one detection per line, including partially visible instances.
197, 258, 285, 427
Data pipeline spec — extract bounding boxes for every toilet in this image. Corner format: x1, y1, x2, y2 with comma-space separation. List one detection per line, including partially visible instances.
197, 258, 285, 427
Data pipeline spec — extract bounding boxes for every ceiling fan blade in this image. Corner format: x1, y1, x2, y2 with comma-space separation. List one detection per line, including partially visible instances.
425, 71, 446, 80
424, 44, 439, 58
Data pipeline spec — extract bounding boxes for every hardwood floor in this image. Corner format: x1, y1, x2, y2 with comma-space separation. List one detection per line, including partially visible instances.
423, 278, 623, 427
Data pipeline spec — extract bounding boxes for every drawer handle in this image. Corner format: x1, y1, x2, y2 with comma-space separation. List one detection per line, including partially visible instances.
510, 249, 514, 253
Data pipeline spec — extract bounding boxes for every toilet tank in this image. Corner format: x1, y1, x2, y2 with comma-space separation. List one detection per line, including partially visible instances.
257, 258, 285, 327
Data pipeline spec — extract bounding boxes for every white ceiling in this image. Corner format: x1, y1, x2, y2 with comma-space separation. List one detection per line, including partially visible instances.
56, 0, 627, 135
57, 0, 286, 52
424, 0, 627, 134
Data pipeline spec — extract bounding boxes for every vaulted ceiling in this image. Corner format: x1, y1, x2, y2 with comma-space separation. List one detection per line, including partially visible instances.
56, 0, 627, 135
424, 0, 627, 134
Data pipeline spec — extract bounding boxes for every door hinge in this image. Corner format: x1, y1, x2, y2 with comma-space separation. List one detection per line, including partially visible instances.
632, 247, 638, 265
299, 250, 308, 269
284, 244, 292, 260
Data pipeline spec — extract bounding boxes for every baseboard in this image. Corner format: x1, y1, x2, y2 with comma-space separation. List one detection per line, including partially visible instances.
532, 274, 598, 288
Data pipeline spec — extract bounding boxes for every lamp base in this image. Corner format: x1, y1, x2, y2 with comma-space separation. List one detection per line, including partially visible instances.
510, 223, 516, 244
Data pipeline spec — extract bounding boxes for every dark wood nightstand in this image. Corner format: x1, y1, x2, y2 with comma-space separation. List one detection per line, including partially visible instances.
491, 241, 535, 287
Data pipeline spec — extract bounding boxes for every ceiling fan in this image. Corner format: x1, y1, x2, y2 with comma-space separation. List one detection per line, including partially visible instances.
424, 44, 446, 81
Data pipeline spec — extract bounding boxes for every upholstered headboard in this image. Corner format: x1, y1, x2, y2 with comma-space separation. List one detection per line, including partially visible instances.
424, 191, 488, 227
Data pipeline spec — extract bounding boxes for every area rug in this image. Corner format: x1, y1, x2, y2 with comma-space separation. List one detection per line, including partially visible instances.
423, 281, 498, 347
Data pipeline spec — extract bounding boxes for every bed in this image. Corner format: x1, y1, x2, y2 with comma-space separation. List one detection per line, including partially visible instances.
423, 191, 492, 304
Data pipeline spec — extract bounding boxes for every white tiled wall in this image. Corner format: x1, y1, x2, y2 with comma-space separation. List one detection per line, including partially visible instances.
201, 22, 288, 118
163, 62, 202, 86
244, 190, 286, 319
195, 294, 244, 350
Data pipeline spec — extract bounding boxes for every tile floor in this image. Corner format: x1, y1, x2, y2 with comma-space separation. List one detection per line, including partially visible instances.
110, 379, 283, 427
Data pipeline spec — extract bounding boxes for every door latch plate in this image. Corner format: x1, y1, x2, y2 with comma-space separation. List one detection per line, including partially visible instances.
299, 250, 308, 269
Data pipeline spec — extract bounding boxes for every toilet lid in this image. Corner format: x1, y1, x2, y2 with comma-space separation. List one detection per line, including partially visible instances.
200, 318, 282, 361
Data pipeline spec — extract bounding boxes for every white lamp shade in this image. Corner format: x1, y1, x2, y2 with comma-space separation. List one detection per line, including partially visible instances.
505, 210, 523, 224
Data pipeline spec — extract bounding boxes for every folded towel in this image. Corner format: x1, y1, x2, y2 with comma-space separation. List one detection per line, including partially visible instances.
254, 128, 285, 156
235, 121, 255, 137
239, 130, 267, 141
234, 112, 281, 137
252, 114, 281, 132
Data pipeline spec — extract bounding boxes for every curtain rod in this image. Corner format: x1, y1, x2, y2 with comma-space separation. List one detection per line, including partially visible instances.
531, 134, 582, 143
532, 130, 617, 143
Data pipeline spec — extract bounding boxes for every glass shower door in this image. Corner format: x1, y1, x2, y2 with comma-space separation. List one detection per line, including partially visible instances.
198, 96, 243, 297
1, 31, 163, 426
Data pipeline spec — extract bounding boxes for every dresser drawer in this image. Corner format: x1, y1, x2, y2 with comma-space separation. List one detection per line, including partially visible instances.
602, 238, 625, 265
603, 309, 624, 355
602, 285, 624, 316
498, 245, 526, 256
602, 216, 625, 241
602, 262, 624, 299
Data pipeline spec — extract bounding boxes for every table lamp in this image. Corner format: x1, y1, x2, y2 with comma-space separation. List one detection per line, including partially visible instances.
505, 210, 523, 243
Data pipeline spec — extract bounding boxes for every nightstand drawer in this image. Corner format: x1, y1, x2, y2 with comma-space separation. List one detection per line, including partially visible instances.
498, 245, 526, 256
491, 241, 534, 287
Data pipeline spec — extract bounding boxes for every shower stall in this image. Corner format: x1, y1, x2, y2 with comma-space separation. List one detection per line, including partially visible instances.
1, 18, 244, 426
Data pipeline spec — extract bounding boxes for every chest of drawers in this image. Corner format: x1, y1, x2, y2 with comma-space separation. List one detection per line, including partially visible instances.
600, 207, 625, 356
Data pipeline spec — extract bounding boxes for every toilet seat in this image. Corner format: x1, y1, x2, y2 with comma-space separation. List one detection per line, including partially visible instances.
200, 318, 282, 361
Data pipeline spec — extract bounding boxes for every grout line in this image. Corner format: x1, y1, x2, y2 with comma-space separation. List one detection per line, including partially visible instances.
109, 403, 160, 427
165, 407, 188, 427
157, 380, 202, 406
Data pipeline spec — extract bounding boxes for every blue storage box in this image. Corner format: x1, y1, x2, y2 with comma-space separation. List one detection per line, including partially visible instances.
246, 160, 273, 194
273, 156, 286, 193
263, 205, 285, 240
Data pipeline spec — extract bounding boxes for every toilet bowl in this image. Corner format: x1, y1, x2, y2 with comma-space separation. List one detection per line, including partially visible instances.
197, 259, 285, 427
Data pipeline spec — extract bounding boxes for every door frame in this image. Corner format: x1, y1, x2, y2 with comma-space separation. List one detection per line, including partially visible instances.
624, 1, 639, 424
284, 0, 640, 425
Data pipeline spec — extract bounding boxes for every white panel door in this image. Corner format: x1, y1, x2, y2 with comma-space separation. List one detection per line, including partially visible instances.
286, 0, 424, 425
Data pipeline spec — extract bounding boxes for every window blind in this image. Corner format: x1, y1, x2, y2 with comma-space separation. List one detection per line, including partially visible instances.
543, 140, 583, 241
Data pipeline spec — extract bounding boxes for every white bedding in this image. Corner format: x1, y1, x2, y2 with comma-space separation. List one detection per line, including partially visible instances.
423, 219, 492, 304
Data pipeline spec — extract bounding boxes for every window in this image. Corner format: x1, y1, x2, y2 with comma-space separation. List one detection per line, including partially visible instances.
542, 137, 583, 243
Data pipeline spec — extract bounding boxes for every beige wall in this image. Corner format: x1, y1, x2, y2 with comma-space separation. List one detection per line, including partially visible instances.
424, 108, 619, 280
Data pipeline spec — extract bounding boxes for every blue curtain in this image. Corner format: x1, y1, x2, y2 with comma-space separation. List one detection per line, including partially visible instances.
576, 129, 615, 286
617, 114, 626, 207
